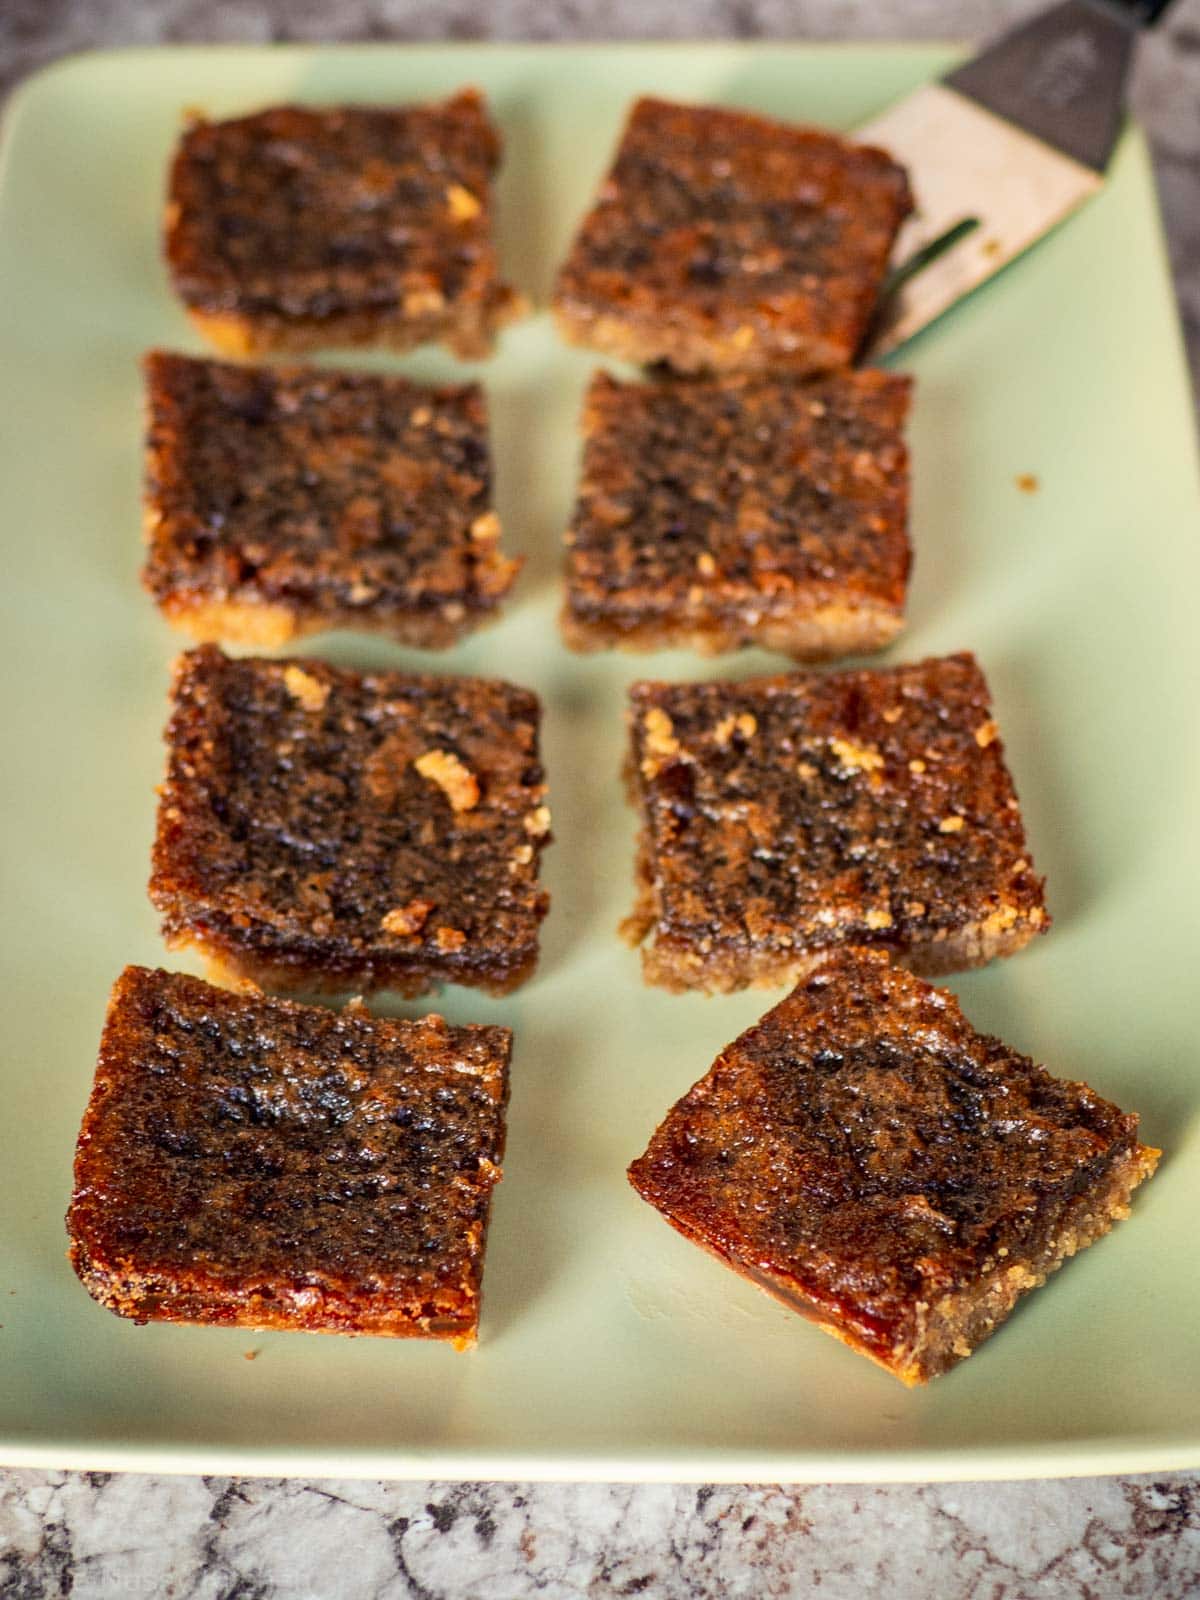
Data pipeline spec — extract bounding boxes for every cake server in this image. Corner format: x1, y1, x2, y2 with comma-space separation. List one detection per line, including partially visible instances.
860, 0, 1176, 356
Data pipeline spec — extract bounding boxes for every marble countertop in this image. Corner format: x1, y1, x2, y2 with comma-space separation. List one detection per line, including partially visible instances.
2, 1473, 1198, 1596
2, 2, 1198, 1595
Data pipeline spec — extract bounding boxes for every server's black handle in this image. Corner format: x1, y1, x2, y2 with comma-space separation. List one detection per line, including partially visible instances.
946, 0, 1180, 170
1101, 0, 1178, 26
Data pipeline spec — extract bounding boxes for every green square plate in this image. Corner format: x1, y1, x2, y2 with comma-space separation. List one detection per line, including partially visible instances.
1, 43, 1197, 1482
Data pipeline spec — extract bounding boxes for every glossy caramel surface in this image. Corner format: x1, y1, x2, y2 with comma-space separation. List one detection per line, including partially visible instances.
68, 967, 511, 1336
151, 646, 550, 994
554, 95, 911, 371
166, 92, 509, 327
629, 950, 1146, 1367
566, 367, 910, 637
627, 653, 1047, 981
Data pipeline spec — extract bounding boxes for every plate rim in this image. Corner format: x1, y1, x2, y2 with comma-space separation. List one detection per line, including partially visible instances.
1, 38, 1197, 1485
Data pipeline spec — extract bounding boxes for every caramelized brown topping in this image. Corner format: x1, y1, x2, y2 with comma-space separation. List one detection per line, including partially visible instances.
554, 97, 911, 373
626, 653, 1048, 986
151, 647, 550, 995
565, 368, 910, 640
142, 352, 518, 639
630, 949, 1155, 1377
68, 967, 511, 1338
166, 93, 512, 333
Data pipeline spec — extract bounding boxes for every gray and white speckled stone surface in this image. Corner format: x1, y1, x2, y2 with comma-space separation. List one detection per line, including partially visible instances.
2, 3, 1199, 1595
2, 1472, 1200, 1597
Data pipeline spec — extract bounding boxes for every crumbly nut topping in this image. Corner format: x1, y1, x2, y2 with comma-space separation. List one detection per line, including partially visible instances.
641, 707, 682, 778
404, 286, 447, 316
380, 898, 435, 938
982, 903, 1020, 936
643, 707, 679, 755
415, 749, 481, 813
714, 712, 758, 746
523, 806, 552, 838
282, 665, 329, 712
830, 736, 884, 774
446, 183, 482, 221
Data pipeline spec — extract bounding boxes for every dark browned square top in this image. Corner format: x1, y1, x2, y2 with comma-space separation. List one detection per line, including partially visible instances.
142, 351, 516, 622
553, 96, 911, 369
628, 653, 1046, 961
69, 966, 510, 1309
566, 368, 911, 623
166, 91, 506, 320
629, 947, 1143, 1362
151, 646, 550, 989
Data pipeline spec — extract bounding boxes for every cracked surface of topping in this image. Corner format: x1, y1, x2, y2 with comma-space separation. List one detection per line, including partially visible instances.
150, 646, 550, 995
626, 654, 1048, 987
68, 967, 510, 1338
553, 97, 911, 373
629, 948, 1154, 1377
165, 92, 518, 353
564, 368, 910, 651
142, 352, 518, 643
